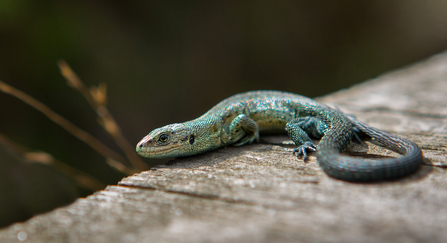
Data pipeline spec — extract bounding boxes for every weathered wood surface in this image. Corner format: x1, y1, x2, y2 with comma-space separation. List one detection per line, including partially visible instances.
1, 52, 447, 243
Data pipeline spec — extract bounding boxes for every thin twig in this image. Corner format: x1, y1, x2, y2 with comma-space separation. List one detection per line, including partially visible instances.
0, 133, 107, 191
58, 60, 148, 171
0, 80, 131, 172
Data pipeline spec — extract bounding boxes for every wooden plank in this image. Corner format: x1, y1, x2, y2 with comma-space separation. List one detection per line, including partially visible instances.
1, 52, 447, 243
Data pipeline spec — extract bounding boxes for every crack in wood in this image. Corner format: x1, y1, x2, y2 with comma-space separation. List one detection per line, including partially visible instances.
117, 182, 260, 206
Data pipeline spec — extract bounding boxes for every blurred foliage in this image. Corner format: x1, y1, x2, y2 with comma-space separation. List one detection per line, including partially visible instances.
1, 0, 447, 227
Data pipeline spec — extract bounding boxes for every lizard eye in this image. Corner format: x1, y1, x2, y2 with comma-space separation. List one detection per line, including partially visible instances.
158, 134, 169, 142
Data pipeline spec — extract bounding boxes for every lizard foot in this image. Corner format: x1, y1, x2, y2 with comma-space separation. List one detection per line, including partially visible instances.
234, 132, 260, 146
292, 142, 317, 161
352, 127, 363, 144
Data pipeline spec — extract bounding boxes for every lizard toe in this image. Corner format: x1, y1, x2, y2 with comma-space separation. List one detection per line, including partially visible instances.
292, 142, 316, 161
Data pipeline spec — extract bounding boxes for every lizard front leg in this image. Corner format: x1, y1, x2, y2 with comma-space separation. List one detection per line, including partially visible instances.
227, 114, 260, 146
286, 116, 327, 161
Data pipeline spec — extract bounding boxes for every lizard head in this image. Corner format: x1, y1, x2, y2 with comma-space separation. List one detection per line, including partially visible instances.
136, 123, 196, 158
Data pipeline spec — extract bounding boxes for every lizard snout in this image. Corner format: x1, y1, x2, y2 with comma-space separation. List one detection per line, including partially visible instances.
136, 136, 153, 152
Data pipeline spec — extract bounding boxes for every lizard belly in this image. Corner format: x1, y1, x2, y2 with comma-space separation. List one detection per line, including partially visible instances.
251, 109, 293, 134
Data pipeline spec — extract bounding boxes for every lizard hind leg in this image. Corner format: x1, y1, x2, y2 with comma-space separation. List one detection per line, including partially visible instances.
228, 114, 260, 146
286, 116, 327, 161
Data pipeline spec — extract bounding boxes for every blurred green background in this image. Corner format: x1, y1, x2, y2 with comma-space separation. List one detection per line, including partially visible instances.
1, 0, 447, 227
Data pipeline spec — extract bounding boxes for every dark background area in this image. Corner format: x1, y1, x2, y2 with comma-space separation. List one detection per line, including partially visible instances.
1, 0, 447, 227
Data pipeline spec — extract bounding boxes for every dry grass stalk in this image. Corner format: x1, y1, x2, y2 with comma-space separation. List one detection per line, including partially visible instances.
0, 133, 106, 191
0, 79, 131, 173
58, 60, 148, 171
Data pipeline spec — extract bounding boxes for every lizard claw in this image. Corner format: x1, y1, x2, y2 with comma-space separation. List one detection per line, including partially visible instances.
352, 127, 363, 144
292, 142, 317, 161
234, 132, 260, 146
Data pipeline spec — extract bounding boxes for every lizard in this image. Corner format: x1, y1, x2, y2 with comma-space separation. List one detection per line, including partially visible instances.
136, 90, 422, 182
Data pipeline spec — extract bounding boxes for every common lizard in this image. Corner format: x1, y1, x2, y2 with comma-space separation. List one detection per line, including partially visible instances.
136, 90, 422, 182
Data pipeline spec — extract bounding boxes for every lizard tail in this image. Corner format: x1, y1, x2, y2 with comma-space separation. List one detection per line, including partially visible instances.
316, 117, 422, 182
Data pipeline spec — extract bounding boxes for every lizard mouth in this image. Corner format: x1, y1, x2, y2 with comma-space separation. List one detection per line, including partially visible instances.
136, 137, 183, 158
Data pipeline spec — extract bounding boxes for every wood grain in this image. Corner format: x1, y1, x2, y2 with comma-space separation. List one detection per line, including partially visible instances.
1, 52, 447, 243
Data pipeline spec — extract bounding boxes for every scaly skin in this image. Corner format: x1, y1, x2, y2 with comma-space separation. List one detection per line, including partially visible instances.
136, 90, 422, 181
